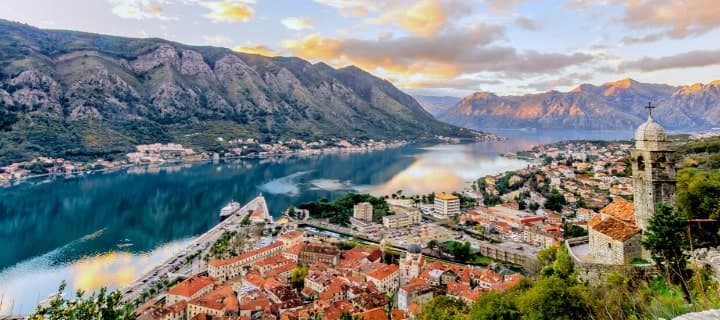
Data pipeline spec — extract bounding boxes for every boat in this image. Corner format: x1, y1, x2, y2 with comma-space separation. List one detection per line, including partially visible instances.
219, 201, 241, 218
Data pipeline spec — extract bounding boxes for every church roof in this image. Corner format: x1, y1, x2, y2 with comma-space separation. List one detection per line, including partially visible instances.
635, 115, 666, 142
589, 197, 635, 227
591, 216, 640, 241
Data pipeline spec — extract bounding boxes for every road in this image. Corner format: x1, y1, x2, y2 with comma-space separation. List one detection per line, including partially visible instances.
121, 195, 269, 303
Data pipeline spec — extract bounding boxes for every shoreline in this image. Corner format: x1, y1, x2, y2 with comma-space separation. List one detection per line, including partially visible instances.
0, 140, 414, 189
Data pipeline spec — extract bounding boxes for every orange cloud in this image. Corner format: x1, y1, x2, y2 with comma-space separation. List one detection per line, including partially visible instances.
281, 17, 314, 30
383, 0, 448, 37
234, 45, 282, 57
201, 0, 254, 23
282, 34, 343, 61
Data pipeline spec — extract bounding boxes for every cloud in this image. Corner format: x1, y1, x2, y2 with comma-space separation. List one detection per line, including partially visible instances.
283, 25, 594, 85
109, 0, 176, 20
398, 77, 502, 90
619, 49, 720, 72
373, 0, 470, 38
312, 0, 378, 16
316, 0, 472, 37
621, 0, 720, 39
200, 0, 254, 23
281, 17, 314, 30
621, 32, 664, 44
486, 0, 525, 12
515, 16, 540, 30
234, 45, 282, 57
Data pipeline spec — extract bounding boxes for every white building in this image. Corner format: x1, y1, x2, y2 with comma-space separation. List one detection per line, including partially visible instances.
353, 202, 374, 221
434, 192, 460, 217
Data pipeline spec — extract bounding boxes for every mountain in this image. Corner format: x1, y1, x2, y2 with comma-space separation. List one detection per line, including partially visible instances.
413, 95, 462, 117
0, 20, 479, 165
440, 78, 720, 131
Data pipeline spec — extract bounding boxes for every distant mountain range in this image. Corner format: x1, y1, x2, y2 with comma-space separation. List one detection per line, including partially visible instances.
413, 95, 461, 117
0, 20, 479, 165
437, 78, 720, 131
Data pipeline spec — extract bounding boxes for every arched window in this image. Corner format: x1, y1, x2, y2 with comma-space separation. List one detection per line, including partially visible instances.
637, 156, 645, 171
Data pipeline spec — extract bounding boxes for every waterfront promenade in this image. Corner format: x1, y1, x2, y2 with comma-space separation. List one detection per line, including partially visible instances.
121, 195, 269, 303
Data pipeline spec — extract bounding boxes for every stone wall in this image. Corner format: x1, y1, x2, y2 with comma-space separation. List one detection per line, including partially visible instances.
566, 237, 656, 284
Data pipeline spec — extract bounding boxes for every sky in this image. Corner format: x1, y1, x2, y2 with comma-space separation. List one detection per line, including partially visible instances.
1, 0, 720, 97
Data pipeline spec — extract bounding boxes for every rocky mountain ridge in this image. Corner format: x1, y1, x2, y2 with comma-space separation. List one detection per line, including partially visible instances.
439, 78, 720, 130
0, 20, 478, 165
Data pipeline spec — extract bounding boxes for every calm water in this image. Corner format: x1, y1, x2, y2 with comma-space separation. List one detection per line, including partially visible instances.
0, 129, 631, 314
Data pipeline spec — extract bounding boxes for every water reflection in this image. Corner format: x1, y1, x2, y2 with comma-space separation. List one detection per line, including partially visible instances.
0, 131, 634, 314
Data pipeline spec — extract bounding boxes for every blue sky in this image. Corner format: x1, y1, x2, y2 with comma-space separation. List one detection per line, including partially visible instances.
1, 0, 719, 97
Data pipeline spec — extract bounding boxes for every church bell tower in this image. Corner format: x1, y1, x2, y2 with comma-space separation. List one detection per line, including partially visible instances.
631, 102, 676, 231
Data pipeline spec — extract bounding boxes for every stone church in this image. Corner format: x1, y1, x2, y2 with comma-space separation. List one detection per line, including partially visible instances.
585, 113, 677, 265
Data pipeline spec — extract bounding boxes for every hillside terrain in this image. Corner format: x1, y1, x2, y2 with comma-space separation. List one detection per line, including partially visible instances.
439, 78, 720, 130
0, 20, 478, 165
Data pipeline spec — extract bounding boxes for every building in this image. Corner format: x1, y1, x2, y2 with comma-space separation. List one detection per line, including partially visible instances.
278, 230, 304, 248
398, 279, 434, 312
399, 244, 425, 285
366, 264, 400, 293
434, 192, 460, 217
208, 242, 283, 281
137, 301, 187, 320
166, 275, 215, 305
587, 197, 642, 264
354, 202, 374, 221
382, 210, 421, 229
298, 243, 340, 266
350, 216, 381, 234
186, 285, 240, 319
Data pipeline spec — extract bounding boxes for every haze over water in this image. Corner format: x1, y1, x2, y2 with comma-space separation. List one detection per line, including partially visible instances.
0, 129, 631, 315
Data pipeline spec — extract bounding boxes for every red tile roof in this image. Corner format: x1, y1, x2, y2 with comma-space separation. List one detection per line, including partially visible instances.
167, 276, 214, 297
591, 216, 640, 241
356, 308, 405, 320
189, 285, 239, 313
366, 264, 399, 281
593, 197, 635, 226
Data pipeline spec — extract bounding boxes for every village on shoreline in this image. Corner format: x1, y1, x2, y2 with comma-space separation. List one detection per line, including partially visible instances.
0, 131, 507, 188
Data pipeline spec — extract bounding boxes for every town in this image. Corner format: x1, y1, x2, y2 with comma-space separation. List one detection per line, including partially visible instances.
122, 137, 662, 320
0, 138, 408, 187
130, 195, 523, 320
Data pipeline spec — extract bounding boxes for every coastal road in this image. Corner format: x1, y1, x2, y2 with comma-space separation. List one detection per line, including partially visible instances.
121, 196, 268, 303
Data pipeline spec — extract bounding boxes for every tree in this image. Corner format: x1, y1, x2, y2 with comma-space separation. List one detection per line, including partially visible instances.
515, 276, 593, 320
385, 291, 395, 320
544, 189, 567, 211
421, 296, 469, 320
427, 239, 438, 249
641, 203, 691, 301
449, 241, 472, 263
290, 265, 309, 290
470, 291, 520, 320
29, 282, 135, 320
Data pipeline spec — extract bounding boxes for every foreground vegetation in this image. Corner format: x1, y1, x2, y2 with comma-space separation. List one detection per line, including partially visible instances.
421, 245, 720, 320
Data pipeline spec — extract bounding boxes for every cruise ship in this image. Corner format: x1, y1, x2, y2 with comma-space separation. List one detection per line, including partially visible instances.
219, 201, 241, 219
